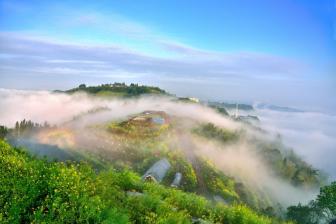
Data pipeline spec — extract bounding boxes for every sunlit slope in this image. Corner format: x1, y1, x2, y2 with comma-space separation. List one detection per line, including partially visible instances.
0, 140, 287, 224
6, 107, 324, 217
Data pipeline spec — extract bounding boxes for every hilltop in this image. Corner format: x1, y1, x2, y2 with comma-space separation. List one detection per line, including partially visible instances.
57, 83, 167, 97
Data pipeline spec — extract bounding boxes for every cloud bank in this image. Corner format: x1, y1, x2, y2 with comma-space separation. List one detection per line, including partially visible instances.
0, 89, 325, 208
255, 108, 336, 180
0, 89, 241, 130
192, 139, 317, 207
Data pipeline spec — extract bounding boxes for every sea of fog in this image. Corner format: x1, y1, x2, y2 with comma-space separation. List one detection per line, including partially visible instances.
0, 88, 335, 181
254, 106, 336, 181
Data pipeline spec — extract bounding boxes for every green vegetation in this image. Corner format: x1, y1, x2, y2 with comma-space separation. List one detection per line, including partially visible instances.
208, 105, 229, 116
161, 152, 198, 192
287, 182, 336, 223
0, 125, 8, 140
12, 119, 50, 138
107, 119, 243, 201
198, 158, 239, 202
107, 118, 168, 139
0, 140, 286, 224
193, 123, 240, 143
257, 143, 323, 189
2, 119, 52, 139
196, 158, 273, 213
176, 97, 200, 103
1, 109, 327, 223
63, 83, 167, 97
104, 119, 324, 217
316, 182, 336, 220
192, 122, 326, 218
194, 123, 323, 190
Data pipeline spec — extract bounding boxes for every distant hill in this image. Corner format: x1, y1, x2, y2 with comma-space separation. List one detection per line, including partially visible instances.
57, 83, 167, 97
256, 103, 304, 113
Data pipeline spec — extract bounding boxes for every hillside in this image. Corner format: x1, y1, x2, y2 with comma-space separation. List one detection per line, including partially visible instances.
1, 84, 334, 224
0, 140, 283, 224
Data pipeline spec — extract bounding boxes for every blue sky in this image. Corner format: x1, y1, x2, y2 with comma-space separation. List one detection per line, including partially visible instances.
0, 0, 335, 111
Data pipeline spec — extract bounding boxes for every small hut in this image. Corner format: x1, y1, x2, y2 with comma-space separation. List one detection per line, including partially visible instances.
170, 172, 182, 188
142, 158, 171, 182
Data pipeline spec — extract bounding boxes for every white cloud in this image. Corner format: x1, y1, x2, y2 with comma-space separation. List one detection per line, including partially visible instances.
255, 108, 336, 180
0, 33, 304, 81
67, 12, 157, 40
0, 89, 322, 206
0, 32, 334, 111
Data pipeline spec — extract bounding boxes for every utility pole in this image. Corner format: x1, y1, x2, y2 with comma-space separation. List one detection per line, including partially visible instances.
235, 103, 239, 119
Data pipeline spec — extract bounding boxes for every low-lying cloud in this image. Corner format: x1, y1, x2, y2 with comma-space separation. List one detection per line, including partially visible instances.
255, 107, 336, 180
0, 88, 327, 208
192, 138, 317, 207
0, 89, 240, 130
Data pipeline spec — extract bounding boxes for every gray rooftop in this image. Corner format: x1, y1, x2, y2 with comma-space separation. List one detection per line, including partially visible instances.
142, 158, 171, 182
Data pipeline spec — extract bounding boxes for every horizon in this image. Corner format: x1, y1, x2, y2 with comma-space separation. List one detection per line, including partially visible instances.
0, 84, 334, 115
0, 0, 335, 112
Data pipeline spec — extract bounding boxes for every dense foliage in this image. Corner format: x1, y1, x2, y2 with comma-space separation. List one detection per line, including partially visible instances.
193, 123, 239, 143
197, 158, 239, 202
256, 142, 323, 189
194, 123, 323, 190
2, 114, 326, 223
0, 140, 286, 224
0, 125, 8, 139
7, 119, 51, 138
287, 182, 336, 224
1, 104, 328, 223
